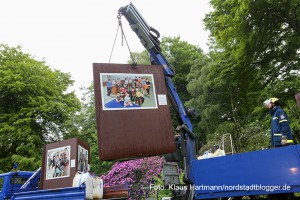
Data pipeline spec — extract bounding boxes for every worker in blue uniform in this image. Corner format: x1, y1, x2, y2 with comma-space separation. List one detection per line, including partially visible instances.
264, 98, 294, 147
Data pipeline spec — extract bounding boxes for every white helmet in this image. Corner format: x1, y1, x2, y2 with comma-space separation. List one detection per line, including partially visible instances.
263, 97, 279, 107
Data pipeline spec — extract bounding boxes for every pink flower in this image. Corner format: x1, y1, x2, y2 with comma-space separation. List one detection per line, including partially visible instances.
100, 156, 165, 198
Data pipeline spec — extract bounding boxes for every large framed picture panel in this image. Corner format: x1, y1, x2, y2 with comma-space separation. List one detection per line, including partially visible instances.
93, 63, 176, 161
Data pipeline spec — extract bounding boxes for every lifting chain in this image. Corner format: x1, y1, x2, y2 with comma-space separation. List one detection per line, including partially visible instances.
109, 14, 137, 67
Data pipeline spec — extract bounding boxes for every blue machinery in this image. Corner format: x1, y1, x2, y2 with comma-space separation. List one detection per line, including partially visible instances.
0, 170, 86, 200
11, 185, 86, 200
0, 171, 39, 199
118, 3, 300, 199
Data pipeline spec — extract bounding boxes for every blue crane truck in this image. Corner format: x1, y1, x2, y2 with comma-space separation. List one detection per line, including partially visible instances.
1, 3, 299, 200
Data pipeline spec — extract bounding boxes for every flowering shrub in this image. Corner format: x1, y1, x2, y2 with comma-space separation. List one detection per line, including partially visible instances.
100, 156, 165, 199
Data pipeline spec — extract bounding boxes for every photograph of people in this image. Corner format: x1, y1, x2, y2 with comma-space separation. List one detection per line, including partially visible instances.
46, 146, 70, 180
78, 145, 88, 172
100, 73, 158, 110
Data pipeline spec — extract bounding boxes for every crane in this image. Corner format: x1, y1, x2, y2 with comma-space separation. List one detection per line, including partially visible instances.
118, 3, 300, 200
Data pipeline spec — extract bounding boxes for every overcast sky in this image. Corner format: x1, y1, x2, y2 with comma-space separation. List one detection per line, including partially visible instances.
0, 0, 212, 98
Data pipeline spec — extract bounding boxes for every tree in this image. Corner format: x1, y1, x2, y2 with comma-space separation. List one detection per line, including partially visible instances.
185, 0, 300, 152
204, 0, 300, 96
204, 0, 300, 68
128, 51, 151, 65
160, 37, 205, 103
0, 44, 80, 171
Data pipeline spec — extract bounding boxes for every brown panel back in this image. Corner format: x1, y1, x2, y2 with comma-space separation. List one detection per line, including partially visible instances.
41, 138, 90, 190
93, 63, 176, 160
295, 93, 300, 109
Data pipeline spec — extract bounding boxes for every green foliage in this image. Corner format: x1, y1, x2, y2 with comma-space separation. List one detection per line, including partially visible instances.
161, 36, 205, 103
128, 51, 151, 65
186, 0, 300, 152
0, 44, 80, 171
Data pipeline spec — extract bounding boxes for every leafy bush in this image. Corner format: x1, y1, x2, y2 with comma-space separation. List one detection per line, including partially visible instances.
100, 156, 164, 199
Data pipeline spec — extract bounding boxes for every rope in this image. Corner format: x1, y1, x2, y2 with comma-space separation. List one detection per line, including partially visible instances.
108, 17, 120, 63
119, 16, 137, 67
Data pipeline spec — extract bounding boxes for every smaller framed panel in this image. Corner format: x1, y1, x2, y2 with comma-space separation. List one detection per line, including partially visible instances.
46, 146, 70, 180
41, 138, 90, 190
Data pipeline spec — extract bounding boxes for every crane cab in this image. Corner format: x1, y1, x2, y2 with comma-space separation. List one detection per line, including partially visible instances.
0, 171, 37, 200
